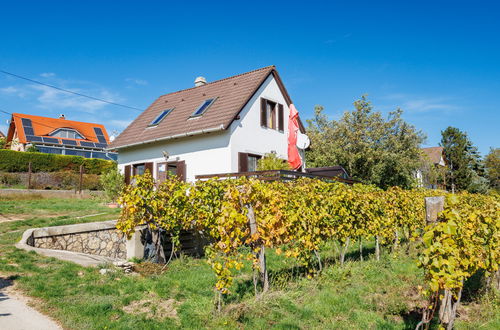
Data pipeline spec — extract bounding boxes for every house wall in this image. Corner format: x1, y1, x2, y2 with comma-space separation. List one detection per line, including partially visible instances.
117, 131, 232, 181
117, 74, 293, 181
228, 75, 290, 170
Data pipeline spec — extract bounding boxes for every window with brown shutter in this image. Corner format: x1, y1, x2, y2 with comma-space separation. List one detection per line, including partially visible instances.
260, 98, 267, 128
177, 160, 186, 182
124, 165, 131, 185
278, 104, 284, 131
260, 97, 282, 132
238, 152, 248, 172
145, 162, 154, 176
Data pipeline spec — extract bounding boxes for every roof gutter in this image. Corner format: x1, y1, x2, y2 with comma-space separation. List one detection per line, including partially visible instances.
107, 124, 226, 150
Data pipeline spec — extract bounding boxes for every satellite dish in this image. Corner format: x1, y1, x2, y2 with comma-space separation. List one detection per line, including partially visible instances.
296, 133, 310, 149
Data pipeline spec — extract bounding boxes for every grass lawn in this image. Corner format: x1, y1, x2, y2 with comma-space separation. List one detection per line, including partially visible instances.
0, 196, 498, 329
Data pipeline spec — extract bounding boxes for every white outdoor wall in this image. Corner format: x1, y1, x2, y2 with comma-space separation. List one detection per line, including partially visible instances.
116, 74, 293, 181
228, 75, 290, 170
117, 131, 232, 182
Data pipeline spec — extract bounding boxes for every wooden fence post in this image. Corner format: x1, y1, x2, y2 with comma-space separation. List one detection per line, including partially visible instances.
79, 165, 84, 194
28, 161, 32, 190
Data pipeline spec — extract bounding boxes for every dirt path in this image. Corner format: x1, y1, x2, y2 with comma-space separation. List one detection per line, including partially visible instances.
0, 277, 62, 330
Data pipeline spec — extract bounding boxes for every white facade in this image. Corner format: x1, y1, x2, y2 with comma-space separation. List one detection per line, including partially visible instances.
117, 75, 293, 182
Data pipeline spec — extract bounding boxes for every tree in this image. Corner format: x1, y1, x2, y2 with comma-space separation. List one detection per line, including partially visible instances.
485, 148, 500, 191
100, 166, 125, 202
306, 96, 425, 189
0, 137, 6, 149
439, 127, 483, 192
257, 152, 291, 171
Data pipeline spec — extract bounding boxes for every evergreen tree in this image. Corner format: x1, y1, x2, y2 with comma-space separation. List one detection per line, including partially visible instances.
484, 148, 500, 191
439, 127, 484, 192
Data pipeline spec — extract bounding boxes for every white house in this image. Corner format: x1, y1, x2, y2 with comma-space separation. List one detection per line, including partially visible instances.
110, 66, 305, 183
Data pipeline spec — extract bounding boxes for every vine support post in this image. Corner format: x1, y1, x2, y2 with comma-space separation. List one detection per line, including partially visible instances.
339, 237, 350, 265
375, 236, 380, 261
438, 285, 463, 330
314, 250, 322, 273
151, 228, 166, 264
359, 238, 363, 261
392, 230, 399, 253
246, 204, 269, 293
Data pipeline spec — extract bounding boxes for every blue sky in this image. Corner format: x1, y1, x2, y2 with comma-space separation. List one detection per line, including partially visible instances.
0, 0, 498, 155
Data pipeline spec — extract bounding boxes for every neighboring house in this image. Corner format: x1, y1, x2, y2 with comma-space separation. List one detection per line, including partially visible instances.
110, 66, 305, 183
0, 130, 5, 138
416, 146, 447, 189
6, 113, 117, 160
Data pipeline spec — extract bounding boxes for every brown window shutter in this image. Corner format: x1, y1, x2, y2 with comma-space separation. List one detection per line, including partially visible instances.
177, 160, 186, 182
278, 104, 284, 131
260, 98, 267, 127
145, 162, 154, 176
238, 152, 248, 172
124, 165, 131, 185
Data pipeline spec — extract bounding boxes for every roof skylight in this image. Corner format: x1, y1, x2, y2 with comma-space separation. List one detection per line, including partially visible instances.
149, 109, 173, 126
191, 98, 216, 117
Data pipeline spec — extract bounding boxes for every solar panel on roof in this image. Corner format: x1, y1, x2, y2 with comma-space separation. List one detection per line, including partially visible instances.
80, 141, 95, 148
25, 135, 43, 142
149, 109, 173, 126
21, 118, 32, 127
94, 143, 107, 148
93, 127, 107, 143
23, 127, 34, 136
191, 98, 216, 117
62, 139, 77, 146
42, 137, 59, 144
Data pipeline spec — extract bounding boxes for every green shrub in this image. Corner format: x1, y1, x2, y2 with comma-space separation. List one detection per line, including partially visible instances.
100, 167, 124, 202
0, 171, 103, 190
0, 149, 115, 174
25, 145, 39, 152
257, 152, 291, 171
0, 172, 21, 186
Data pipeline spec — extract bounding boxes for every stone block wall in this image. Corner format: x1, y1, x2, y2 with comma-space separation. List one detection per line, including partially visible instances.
34, 228, 126, 259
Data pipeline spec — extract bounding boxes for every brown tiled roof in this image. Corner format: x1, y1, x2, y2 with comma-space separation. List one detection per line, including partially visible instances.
110, 66, 297, 149
0, 130, 4, 138
421, 147, 444, 164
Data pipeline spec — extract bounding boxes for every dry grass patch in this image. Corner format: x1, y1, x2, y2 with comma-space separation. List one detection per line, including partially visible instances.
122, 292, 180, 320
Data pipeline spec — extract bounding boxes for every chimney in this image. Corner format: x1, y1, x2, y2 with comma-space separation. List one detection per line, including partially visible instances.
59, 114, 66, 119
194, 76, 207, 87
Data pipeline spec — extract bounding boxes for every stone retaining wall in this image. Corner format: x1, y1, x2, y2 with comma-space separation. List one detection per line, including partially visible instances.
34, 228, 126, 259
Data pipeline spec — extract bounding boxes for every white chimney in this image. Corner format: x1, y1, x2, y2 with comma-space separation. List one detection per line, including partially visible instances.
59, 114, 65, 119
194, 76, 207, 87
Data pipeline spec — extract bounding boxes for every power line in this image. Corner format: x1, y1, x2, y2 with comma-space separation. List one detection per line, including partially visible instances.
0, 108, 71, 132
0, 69, 144, 112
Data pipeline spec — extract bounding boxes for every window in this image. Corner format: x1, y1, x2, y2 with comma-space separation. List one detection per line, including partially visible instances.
191, 98, 216, 117
133, 164, 146, 176
238, 152, 262, 172
149, 109, 173, 126
248, 155, 261, 172
50, 128, 84, 139
260, 98, 284, 131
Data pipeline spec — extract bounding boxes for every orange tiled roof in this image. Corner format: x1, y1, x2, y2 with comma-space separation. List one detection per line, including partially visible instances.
10, 113, 110, 144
